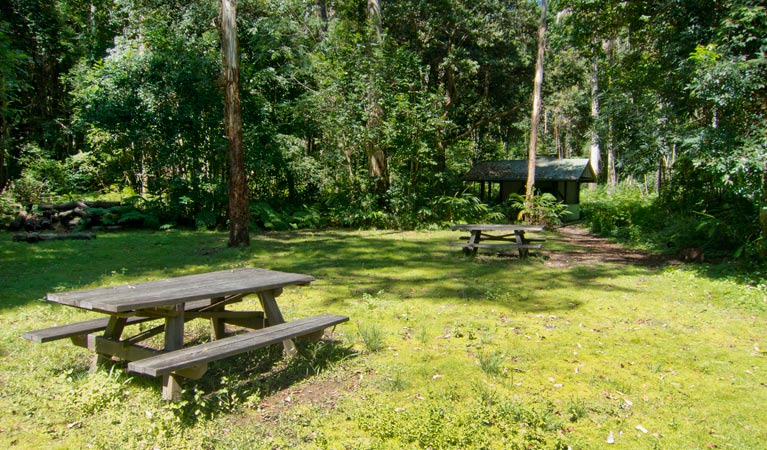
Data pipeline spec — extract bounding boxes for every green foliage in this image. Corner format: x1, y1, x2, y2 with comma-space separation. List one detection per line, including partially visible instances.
0, 189, 21, 226
581, 184, 657, 238
251, 202, 325, 231
356, 393, 571, 449
1, 0, 765, 267
427, 193, 505, 225
582, 182, 762, 260
68, 1, 225, 225
62, 367, 130, 416
507, 192, 570, 228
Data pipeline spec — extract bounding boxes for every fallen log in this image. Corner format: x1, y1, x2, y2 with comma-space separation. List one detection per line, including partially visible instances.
38, 200, 121, 211
13, 232, 96, 243
38, 201, 88, 212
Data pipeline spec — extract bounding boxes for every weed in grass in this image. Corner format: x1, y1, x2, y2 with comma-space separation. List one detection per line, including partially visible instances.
381, 366, 408, 391
567, 397, 589, 422
477, 350, 505, 377
358, 322, 385, 352
361, 289, 386, 309
472, 381, 500, 407
293, 340, 356, 376
416, 326, 430, 343
66, 366, 131, 415
484, 284, 510, 303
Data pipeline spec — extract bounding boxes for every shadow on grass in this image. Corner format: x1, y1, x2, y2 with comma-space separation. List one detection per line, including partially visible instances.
162, 338, 357, 423
1, 229, 658, 314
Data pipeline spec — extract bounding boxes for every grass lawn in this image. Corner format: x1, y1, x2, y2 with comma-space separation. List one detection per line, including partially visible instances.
1, 228, 765, 449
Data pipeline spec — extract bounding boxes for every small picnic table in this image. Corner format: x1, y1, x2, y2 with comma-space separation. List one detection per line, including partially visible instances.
22, 268, 348, 401
451, 224, 545, 257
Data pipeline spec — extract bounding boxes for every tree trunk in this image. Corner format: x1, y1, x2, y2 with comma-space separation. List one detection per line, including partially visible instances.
760, 161, 767, 258
317, 0, 329, 32
606, 119, 617, 188
221, 0, 249, 247
366, 0, 388, 195
525, 0, 547, 219
589, 60, 601, 183
0, 72, 9, 192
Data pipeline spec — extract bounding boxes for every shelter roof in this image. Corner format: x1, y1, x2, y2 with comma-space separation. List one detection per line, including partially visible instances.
462, 158, 596, 183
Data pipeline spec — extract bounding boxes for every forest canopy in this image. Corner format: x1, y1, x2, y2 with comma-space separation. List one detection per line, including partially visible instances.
1, 1, 765, 255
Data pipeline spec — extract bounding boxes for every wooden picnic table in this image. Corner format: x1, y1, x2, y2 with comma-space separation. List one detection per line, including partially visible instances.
22, 268, 348, 401
451, 224, 545, 257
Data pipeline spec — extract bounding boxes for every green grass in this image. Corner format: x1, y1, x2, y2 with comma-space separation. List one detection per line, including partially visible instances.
1, 228, 766, 449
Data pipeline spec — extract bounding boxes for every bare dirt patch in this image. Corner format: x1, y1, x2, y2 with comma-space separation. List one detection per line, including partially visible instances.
544, 225, 674, 268
256, 371, 363, 422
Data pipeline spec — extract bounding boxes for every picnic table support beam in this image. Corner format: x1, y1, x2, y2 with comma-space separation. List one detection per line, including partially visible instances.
162, 304, 185, 401
209, 296, 226, 340
258, 288, 296, 356
92, 316, 127, 370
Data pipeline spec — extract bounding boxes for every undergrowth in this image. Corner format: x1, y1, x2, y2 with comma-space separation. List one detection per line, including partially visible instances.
581, 183, 766, 263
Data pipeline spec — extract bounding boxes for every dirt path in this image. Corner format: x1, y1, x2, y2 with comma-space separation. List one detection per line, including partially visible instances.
543, 225, 672, 268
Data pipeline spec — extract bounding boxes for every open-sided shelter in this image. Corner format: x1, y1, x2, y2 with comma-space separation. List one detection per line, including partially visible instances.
462, 158, 597, 220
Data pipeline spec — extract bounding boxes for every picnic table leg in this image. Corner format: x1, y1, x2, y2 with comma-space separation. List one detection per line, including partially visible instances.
258, 288, 297, 356
91, 316, 127, 370
465, 230, 481, 255
515, 231, 528, 258
162, 304, 185, 401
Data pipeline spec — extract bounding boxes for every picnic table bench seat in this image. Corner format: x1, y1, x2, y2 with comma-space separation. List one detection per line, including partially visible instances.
451, 243, 543, 250
22, 316, 153, 343
128, 313, 348, 377
21, 299, 212, 344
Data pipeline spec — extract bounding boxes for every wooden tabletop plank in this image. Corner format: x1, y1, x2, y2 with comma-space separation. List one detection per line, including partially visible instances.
45, 268, 315, 313
450, 224, 544, 232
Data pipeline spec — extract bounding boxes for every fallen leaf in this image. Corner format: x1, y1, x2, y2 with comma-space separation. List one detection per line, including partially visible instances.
636, 424, 648, 433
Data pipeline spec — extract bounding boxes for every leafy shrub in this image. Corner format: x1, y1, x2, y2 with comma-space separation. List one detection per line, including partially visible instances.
427, 192, 505, 225
581, 182, 761, 260
61, 151, 101, 193
7, 175, 49, 206
324, 192, 396, 229
288, 204, 325, 229
87, 203, 160, 229
0, 190, 22, 227
506, 191, 570, 228
581, 184, 658, 238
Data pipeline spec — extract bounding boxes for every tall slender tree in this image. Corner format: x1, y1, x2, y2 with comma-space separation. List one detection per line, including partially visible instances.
366, 0, 388, 195
221, 0, 249, 246
526, 0, 547, 217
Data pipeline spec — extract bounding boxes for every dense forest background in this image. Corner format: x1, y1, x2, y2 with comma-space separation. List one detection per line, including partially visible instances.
1, 1, 765, 257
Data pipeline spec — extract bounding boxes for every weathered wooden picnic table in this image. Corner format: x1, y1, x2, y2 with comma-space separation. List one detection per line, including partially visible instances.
22, 267, 348, 401
451, 224, 545, 257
